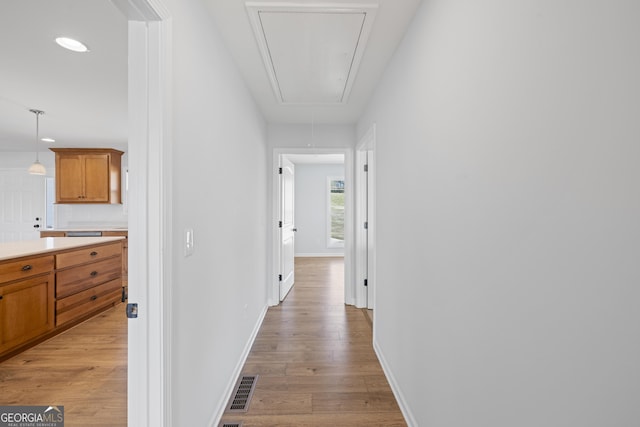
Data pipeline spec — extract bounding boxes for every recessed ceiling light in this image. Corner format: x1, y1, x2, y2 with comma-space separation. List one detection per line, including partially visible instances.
55, 37, 89, 53
41, 137, 55, 143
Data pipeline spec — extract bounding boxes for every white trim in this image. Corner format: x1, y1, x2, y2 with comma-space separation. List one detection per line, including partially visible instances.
209, 305, 268, 427
120, 0, 172, 425
295, 253, 345, 258
127, 21, 149, 427
271, 147, 354, 306
373, 340, 416, 427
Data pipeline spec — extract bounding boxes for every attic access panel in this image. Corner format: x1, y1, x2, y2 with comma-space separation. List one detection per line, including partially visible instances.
246, 3, 378, 105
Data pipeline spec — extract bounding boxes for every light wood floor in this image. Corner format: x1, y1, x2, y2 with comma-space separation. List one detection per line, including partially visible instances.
0, 304, 127, 426
220, 257, 406, 427
0, 258, 403, 427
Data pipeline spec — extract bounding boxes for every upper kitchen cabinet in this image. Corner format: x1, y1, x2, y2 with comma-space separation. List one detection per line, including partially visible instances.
50, 148, 124, 204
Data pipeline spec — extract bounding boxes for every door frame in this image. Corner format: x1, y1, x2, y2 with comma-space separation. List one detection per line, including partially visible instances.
114, 0, 172, 425
355, 124, 376, 309
270, 147, 354, 306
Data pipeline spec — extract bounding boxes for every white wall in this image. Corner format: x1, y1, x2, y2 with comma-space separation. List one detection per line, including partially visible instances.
294, 163, 345, 256
165, 1, 268, 425
358, 1, 640, 426
0, 151, 54, 170
267, 123, 355, 150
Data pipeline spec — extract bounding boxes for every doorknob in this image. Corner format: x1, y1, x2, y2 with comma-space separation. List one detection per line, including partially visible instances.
292, 228, 298, 232
33, 224, 40, 228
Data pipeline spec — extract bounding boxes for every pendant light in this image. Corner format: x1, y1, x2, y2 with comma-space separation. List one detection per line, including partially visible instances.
28, 109, 46, 175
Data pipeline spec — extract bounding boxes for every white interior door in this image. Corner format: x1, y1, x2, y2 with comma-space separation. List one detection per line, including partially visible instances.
356, 125, 376, 310
280, 157, 295, 301
0, 170, 45, 242
366, 151, 375, 310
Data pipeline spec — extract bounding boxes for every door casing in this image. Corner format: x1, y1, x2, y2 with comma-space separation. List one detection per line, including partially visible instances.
270, 147, 354, 306
114, 0, 172, 426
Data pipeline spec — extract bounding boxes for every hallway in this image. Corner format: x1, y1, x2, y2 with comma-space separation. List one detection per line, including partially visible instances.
220, 257, 406, 426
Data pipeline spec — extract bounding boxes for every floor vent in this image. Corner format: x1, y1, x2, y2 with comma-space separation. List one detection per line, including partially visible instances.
227, 375, 258, 412
220, 423, 243, 427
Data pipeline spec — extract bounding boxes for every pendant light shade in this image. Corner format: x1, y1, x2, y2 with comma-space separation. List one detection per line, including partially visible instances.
28, 109, 46, 175
28, 160, 46, 175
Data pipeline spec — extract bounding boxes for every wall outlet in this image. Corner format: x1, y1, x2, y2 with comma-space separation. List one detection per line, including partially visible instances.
184, 228, 194, 257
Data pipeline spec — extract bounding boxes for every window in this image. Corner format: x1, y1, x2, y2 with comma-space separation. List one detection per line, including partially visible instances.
328, 176, 345, 248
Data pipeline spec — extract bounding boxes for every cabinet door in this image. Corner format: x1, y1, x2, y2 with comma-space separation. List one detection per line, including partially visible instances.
0, 273, 55, 354
56, 155, 84, 202
83, 154, 110, 202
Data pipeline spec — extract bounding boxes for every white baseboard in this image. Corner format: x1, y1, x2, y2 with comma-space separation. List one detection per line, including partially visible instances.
295, 253, 344, 258
373, 340, 418, 427
209, 304, 268, 427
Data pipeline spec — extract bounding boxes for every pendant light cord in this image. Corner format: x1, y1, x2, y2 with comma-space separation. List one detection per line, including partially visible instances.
35, 111, 40, 162
29, 109, 44, 162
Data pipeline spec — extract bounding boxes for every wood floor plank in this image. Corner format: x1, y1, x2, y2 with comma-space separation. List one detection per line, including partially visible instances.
221, 257, 406, 426
223, 412, 408, 427
0, 304, 126, 426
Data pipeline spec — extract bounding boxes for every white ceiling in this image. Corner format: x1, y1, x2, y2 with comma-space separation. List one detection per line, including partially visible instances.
207, 0, 422, 124
0, 0, 128, 152
0, 0, 421, 152
246, 3, 378, 105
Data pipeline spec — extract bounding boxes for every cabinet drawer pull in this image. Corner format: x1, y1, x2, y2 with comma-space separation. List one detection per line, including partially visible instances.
21, 265, 33, 271
90, 271, 98, 277
90, 295, 98, 301
90, 251, 98, 256
0, 295, 3, 300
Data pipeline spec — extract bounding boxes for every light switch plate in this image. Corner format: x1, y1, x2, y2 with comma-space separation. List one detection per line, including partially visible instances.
185, 228, 194, 257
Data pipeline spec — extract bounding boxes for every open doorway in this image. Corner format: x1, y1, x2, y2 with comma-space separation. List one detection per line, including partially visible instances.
271, 148, 355, 306
278, 153, 345, 301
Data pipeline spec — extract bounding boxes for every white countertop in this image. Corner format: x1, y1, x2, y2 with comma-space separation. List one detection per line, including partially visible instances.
0, 237, 125, 261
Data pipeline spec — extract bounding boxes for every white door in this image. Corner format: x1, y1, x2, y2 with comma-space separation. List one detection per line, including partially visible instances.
356, 148, 376, 309
0, 170, 45, 242
280, 157, 295, 301
366, 151, 375, 309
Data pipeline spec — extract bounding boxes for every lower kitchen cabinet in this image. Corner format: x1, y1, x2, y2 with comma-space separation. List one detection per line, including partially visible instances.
0, 255, 55, 355
56, 278, 122, 327
54, 242, 122, 327
0, 238, 123, 360
0, 274, 55, 354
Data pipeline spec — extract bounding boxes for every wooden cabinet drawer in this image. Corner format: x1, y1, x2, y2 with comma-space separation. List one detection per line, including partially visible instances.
56, 257, 122, 298
56, 278, 121, 327
0, 255, 54, 284
56, 242, 122, 269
